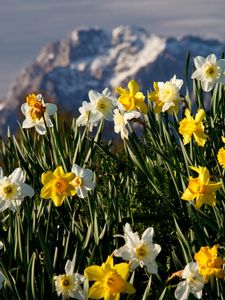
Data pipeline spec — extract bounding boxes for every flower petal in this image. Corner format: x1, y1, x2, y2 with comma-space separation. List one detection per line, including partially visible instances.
84, 266, 105, 281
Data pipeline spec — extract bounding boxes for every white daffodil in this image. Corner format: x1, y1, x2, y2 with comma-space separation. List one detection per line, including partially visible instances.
71, 164, 95, 198
21, 93, 57, 135
88, 88, 117, 121
0, 167, 34, 212
54, 259, 85, 300
157, 75, 183, 113
114, 223, 161, 274
175, 262, 205, 300
76, 101, 100, 132
191, 54, 225, 92
113, 103, 140, 140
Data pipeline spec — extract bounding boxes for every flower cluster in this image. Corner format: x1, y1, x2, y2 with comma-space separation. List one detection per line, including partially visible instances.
175, 244, 225, 300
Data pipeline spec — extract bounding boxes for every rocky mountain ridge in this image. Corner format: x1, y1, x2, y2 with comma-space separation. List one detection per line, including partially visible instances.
1, 25, 225, 134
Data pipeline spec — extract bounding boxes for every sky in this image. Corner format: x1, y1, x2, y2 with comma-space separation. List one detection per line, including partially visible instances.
1, 0, 225, 98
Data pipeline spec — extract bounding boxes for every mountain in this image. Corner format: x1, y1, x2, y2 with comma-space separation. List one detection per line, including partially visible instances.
0, 26, 225, 134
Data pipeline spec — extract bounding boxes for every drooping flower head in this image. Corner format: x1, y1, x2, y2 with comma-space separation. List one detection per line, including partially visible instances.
148, 75, 183, 114
0, 167, 34, 212
54, 259, 85, 300
21, 93, 57, 135
113, 103, 141, 140
40, 166, 76, 206
84, 256, 135, 300
175, 262, 205, 300
181, 166, 222, 209
115, 80, 147, 114
191, 54, 225, 92
194, 245, 225, 282
114, 223, 161, 274
71, 164, 95, 198
179, 109, 207, 146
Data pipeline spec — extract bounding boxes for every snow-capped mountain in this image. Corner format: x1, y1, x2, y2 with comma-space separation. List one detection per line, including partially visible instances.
1, 26, 225, 134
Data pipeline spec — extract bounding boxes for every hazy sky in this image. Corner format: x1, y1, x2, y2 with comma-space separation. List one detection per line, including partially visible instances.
1, 0, 225, 98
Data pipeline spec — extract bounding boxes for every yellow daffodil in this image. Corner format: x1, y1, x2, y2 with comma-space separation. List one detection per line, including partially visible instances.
181, 166, 222, 209
148, 75, 183, 114
194, 245, 225, 282
115, 80, 147, 113
40, 166, 76, 207
217, 148, 225, 168
84, 256, 135, 300
179, 109, 207, 146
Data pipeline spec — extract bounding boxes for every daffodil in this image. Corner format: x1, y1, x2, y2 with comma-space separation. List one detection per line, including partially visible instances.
174, 262, 205, 300
113, 103, 141, 140
0, 167, 34, 212
71, 164, 95, 198
88, 88, 117, 121
84, 256, 135, 300
181, 166, 222, 209
40, 166, 76, 206
21, 93, 57, 135
54, 259, 85, 300
179, 109, 207, 146
115, 80, 147, 113
76, 101, 99, 132
191, 54, 225, 92
217, 147, 225, 168
194, 245, 225, 282
114, 223, 161, 274
148, 75, 183, 114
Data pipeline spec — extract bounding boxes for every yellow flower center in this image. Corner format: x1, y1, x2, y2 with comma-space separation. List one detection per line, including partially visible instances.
203, 63, 220, 81
26, 94, 46, 120
96, 97, 112, 113
0, 181, 18, 200
135, 244, 148, 260
188, 178, 205, 195
159, 82, 178, 103
55, 274, 75, 295
54, 179, 69, 194
73, 176, 83, 188
105, 271, 126, 295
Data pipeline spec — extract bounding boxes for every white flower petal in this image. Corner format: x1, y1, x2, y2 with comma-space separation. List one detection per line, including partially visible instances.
46, 103, 57, 116
71, 164, 82, 176
35, 124, 46, 135
77, 186, 88, 198
88, 90, 101, 103
206, 53, 217, 64
22, 118, 35, 129
65, 259, 74, 275
9, 168, 24, 183
0, 200, 12, 213
201, 80, 214, 92
20, 183, 34, 198
102, 87, 111, 97
175, 281, 190, 300
83, 178, 95, 190
194, 56, 206, 69
145, 260, 158, 274
0, 168, 3, 179
141, 227, 154, 243
162, 102, 174, 112
83, 169, 93, 180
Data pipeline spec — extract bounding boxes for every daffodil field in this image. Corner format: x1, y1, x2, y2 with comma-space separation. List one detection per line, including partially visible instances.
1, 53, 225, 299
